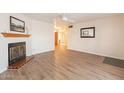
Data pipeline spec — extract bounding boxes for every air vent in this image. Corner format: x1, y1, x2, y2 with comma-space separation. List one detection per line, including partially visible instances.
68, 25, 73, 28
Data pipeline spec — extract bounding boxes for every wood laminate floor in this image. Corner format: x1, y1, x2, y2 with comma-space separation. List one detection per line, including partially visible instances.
0, 46, 124, 80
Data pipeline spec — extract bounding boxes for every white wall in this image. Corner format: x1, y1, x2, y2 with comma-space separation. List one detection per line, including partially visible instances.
0, 13, 54, 73
0, 13, 32, 73
68, 15, 124, 60
31, 19, 54, 54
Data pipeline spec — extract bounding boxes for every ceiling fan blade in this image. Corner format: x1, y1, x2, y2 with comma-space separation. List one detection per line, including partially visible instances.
62, 16, 74, 23
68, 19, 74, 23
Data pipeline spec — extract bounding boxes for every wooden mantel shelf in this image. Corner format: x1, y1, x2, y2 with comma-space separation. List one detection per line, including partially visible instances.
1, 33, 31, 38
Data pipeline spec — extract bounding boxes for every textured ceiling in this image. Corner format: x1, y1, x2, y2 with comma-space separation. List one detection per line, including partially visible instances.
23, 13, 118, 23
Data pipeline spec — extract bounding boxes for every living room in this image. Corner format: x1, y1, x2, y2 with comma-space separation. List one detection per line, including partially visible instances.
0, 13, 124, 80
0, 0, 124, 93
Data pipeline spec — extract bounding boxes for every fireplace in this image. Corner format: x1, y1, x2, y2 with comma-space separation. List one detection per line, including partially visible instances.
8, 42, 26, 65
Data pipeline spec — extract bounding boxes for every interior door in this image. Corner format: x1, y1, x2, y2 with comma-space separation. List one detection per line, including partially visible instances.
55, 32, 58, 46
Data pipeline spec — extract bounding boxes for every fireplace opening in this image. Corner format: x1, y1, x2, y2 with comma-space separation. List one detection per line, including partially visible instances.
8, 42, 26, 65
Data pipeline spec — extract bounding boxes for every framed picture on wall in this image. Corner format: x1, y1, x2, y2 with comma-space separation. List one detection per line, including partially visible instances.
10, 16, 25, 33
80, 27, 95, 38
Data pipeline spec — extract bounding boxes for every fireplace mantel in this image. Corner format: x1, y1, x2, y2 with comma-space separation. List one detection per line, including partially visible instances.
1, 33, 31, 38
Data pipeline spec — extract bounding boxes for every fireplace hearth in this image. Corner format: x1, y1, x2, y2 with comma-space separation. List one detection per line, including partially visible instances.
8, 42, 26, 65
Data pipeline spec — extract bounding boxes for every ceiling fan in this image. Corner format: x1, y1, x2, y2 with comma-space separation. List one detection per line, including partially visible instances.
54, 14, 74, 29
60, 14, 74, 23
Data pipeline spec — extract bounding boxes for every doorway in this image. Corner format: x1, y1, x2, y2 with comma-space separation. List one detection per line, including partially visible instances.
54, 31, 68, 47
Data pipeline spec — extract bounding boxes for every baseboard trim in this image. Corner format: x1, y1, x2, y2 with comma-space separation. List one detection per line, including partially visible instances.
0, 67, 7, 74
33, 50, 54, 56
68, 48, 124, 60
68, 49, 103, 57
